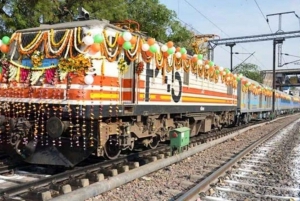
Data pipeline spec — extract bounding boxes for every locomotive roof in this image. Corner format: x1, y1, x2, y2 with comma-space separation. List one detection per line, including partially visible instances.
15, 20, 111, 33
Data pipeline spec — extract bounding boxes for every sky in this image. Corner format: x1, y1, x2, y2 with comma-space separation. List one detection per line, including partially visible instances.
160, 0, 300, 71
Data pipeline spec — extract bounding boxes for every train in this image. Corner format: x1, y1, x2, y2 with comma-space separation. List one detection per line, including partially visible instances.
0, 19, 299, 167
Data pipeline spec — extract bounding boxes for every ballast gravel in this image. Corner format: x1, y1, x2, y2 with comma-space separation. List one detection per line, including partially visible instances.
88, 115, 299, 201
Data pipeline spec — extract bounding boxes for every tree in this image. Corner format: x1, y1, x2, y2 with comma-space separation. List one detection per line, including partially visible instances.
234, 63, 264, 83
0, 0, 193, 47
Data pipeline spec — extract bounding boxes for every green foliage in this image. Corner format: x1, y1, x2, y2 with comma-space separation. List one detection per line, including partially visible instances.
0, 0, 193, 47
234, 63, 264, 83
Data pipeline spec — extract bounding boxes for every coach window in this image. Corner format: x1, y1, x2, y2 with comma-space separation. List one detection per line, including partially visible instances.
183, 70, 189, 85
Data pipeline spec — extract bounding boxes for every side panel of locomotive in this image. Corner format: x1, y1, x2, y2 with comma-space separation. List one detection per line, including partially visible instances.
0, 20, 241, 166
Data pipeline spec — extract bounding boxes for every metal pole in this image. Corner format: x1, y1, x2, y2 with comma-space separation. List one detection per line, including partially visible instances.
230, 46, 233, 72
272, 40, 276, 115
226, 42, 236, 72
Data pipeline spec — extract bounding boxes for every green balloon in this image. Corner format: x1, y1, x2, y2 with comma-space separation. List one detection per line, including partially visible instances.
2, 36, 10, 45
93, 34, 104, 43
149, 45, 157, 53
197, 54, 203, 60
225, 68, 230, 73
209, 61, 214, 66
215, 70, 220, 74
180, 47, 187, 54
167, 48, 174, 55
122, 41, 132, 50
236, 77, 240, 81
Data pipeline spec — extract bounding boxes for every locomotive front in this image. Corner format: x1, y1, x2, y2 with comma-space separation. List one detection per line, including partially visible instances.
0, 21, 114, 167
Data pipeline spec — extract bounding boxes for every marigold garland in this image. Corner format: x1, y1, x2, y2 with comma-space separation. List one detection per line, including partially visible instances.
117, 58, 129, 75
135, 61, 144, 75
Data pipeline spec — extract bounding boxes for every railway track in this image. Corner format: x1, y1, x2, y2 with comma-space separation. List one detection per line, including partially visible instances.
177, 114, 300, 201
0, 114, 296, 201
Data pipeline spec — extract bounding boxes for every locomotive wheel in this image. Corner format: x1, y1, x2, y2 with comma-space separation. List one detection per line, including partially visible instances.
104, 137, 121, 160
148, 135, 160, 149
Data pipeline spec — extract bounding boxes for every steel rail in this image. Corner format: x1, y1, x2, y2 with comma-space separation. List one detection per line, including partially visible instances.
175, 115, 299, 201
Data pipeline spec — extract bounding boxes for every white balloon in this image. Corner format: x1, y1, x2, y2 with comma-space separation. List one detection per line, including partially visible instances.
84, 74, 94, 85
83, 36, 94, 46
123, 32, 132, 42
233, 73, 237, 77
175, 52, 182, 58
205, 64, 209, 69
154, 44, 160, 52
161, 45, 168, 52
0, 39, 2, 47
193, 54, 197, 57
197, 60, 203, 65
142, 43, 150, 51
171, 47, 176, 52
219, 66, 224, 71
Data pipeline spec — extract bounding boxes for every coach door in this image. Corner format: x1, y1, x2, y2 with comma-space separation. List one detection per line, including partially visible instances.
121, 57, 137, 106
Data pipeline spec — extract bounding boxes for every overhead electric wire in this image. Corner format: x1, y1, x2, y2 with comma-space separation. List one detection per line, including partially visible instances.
253, 0, 273, 33
183, 0, 266, 67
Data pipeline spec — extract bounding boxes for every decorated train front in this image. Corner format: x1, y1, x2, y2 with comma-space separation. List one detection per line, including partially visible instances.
0, 20, 244, 167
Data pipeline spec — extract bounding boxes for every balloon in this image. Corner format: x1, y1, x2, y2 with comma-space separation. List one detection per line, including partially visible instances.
2, 36, 10, 45
219, 66, 224, 71
233, 73, 237, 77
154, 44, 160, 52
123, 41, 132, 50
149, 44, 158, 53
93, 34, 104, 43
123, 32, 132, 41
238, 73, 243, 78
191, 57, 198, 63
197, 54, 203, 60
161, 45, 168, 52
209, 61, 214, 66
167, 41, 173, 48
90, 43, 101, 53
142, 43, 150, 51
176, 47, 181, 52
0, 39, 2, 47
180, 47, 187, 54
130, 36, 137, 44
82, 36, 94, 46
236, 77, 241, 81
175, 52, 181, 58
205, 64, 209, 69
171, 47, 176, 53
145, 51, 153, 57
167, 48, 174, 55
117, 36, 125, 45
0, 44, 9, 53
147, 38, 155, 46
163, 52, 169, 58
197, 60, 203, 65
84, 75, 94, 85
181, 54, 187, 60
215, 70, 220, 74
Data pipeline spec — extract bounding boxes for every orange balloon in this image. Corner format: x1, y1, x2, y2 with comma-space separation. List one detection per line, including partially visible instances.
147, 38, 155, 46
0, 45, 9, 53
191, 57, 198, 63
130, 36, 137, 44
117, 36, 125, 45
176, 47, 181, 52
145, 51, 153, 57
163, 52, 169, 58
90, 43, 101, 53
167, 41, 173, 48
181, 54, 187, 60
